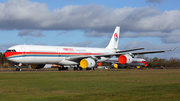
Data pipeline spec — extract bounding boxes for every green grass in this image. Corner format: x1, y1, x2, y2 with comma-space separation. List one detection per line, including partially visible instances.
0, 69, 180, 101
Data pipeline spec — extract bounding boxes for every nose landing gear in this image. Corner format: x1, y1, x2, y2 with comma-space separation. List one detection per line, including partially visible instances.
15, 63, 22, 71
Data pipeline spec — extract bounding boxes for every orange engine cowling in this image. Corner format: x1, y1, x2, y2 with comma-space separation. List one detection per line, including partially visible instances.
97, 63, 102, 66
118, 54, 133, 64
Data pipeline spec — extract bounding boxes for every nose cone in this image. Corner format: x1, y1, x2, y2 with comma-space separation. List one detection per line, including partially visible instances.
3, 52, 9, 59
3, 51, 16, 63
142, 61, 148, 67
144, 63, 148, 67
3, 52, 6, 58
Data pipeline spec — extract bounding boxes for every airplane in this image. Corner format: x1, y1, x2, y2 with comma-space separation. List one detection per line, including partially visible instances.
3, 26, 177, 71
104, 57, 148, 69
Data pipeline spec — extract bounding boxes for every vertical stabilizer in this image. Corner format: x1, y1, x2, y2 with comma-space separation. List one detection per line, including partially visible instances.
106, 26, 120, 49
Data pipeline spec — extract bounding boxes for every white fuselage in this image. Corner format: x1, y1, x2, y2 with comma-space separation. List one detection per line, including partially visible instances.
5, 45, 116, 65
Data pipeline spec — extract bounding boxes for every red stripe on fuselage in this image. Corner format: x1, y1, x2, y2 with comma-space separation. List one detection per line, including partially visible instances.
4, 52, 103, 58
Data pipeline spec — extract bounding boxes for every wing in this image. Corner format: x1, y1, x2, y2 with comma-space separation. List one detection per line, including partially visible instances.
131, 46, 178, 55
65, 46, 177, 63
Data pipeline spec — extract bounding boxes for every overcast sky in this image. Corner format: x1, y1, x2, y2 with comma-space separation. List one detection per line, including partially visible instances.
0, 0, 179, 59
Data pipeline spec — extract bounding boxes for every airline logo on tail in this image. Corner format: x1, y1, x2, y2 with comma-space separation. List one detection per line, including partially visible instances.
114, 33, 118, 42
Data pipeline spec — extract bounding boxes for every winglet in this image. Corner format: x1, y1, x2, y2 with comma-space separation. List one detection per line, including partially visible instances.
171, 46, 178, 51
165, 46, 178, 52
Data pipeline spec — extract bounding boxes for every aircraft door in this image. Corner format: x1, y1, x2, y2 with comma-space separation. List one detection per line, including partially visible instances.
57, 48, 61, 62
21, 47, 26, 54
20, 47, 26, 62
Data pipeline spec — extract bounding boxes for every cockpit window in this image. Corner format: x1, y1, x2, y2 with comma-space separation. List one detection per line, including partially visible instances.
6, 50, 16, 52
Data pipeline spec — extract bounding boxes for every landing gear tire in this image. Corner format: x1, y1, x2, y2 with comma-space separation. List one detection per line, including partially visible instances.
86, 68, 91, 70
58, 67, 62, 71
16, 68, 21, 71
58, 66, 68, 71
77, 67, 82, 70
73, 67, 77, 70
73, 66, 82, 71
62, 66, 64, 71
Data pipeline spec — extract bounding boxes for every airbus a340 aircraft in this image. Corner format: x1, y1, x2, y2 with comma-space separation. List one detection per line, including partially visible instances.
4, 26, 177, 71
105, 57, 148, 69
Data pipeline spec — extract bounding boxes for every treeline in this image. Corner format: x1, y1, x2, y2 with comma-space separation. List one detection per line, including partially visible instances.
0, 52, 15, 67
0, 52, 180, 68
146, 57, 180, 68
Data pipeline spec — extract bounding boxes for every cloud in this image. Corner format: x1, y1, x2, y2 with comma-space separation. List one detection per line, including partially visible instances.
84, 30, 108, 37
146, 0, 167, 3
56, 32, 68, 36
0, 0, 180, 43
18, 30, 45, 37
93, 40, 110, 48
119, 41, 178, 59
0, 0, 179, 32
34, 43, 47, 45
161, 36, 180, 43
121, 30, 180, 43
0, 43, 17, 52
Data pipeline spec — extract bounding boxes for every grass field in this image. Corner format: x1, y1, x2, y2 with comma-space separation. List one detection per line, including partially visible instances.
0, 69, 180, 101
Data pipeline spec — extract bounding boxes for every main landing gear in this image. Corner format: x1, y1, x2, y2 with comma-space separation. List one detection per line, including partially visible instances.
58, 65, 68, 71
86, 67, 95, 70
15, 63, 22, 71
73, 65, 82, 70
57, 65, 96, 71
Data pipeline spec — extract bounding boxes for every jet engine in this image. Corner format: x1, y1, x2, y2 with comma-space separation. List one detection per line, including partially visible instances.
97, 63, 102, 66
30, 64, 45, 69
111, 63, 118, 68
80, 58, 96, 69
118, 54, 133, 64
